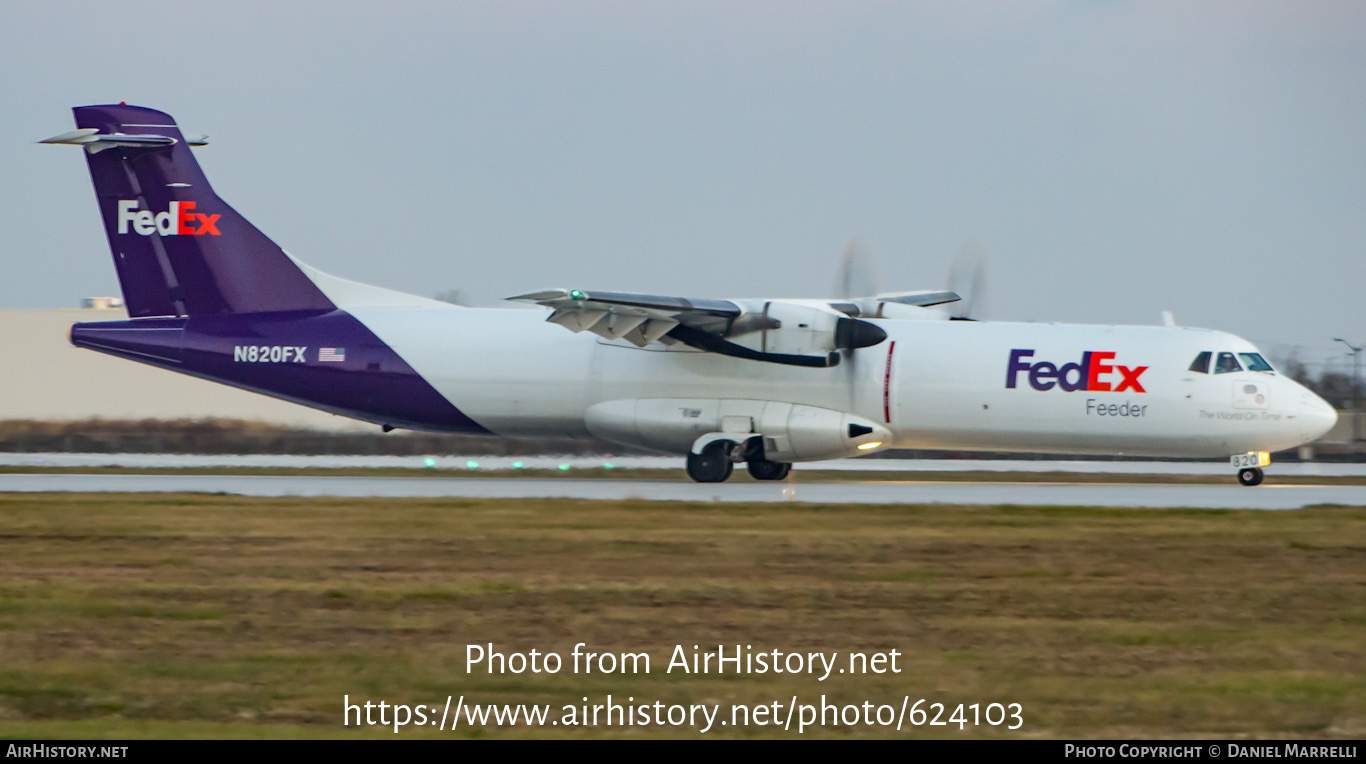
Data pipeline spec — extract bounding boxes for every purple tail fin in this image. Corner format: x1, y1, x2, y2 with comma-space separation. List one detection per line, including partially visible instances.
64, 104, 334, 317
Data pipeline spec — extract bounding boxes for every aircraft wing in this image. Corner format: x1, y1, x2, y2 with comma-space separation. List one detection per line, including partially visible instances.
508, 288, 890, 368
873, 290, 961, 307
507, 288, 739, 346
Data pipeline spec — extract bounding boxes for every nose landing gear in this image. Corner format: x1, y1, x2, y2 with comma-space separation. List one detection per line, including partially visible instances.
1231, 451, 1270, 487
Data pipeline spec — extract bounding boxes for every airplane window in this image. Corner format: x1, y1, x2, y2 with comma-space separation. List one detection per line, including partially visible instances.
1188, 351, 1211, 374
1238, 353, 1274, 372
1214, 352, 1243, 374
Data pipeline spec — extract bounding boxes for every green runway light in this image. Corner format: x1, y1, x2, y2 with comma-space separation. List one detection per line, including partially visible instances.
466, 460, 479, 469
423, 457, 436, 468
512, 461, 524, 469
603, 462, 615, 469
559, 463, 571, 471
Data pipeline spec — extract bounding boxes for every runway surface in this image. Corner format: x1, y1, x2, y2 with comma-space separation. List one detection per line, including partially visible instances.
3, 473, 1363, 509
5, 452, 1366, 475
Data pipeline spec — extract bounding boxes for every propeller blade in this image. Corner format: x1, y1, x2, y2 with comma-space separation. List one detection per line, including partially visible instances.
946, 242, 987, 320
835, 238, 880, 301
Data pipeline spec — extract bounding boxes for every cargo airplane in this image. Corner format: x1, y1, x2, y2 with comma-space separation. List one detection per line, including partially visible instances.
42, 105, 1337, 486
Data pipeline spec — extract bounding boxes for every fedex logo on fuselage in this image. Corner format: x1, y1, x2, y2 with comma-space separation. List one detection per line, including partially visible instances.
116, 200, 220, 236
1006, 349, 1148, 393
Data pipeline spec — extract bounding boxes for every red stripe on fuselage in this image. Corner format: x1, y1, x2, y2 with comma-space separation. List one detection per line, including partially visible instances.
883, 341, 896, 424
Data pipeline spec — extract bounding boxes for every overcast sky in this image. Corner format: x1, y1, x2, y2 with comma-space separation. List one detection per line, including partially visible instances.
3, 2, 1362, 372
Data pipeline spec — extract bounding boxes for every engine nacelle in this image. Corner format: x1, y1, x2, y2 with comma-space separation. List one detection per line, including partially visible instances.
584, 398, 891, 462
729, 300, 879, 355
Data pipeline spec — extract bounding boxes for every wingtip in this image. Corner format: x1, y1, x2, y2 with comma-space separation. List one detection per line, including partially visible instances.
507, 289, 570, 302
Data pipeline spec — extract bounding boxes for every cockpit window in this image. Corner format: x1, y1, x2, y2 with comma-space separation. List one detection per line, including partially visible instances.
1189, 351, 1211, 374
1214, 352, 1243, 374
1238, 353, 1274, 372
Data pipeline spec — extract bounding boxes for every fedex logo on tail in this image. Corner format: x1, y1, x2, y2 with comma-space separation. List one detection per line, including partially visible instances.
1007, 349, 1148, 393
116, 200, 220, 236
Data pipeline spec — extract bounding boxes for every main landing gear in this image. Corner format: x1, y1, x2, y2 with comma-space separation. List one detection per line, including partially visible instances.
746, 459, 791, 481
685, 441, 733, 483
1237, 467, 1264, 487
684, 439, 792, 483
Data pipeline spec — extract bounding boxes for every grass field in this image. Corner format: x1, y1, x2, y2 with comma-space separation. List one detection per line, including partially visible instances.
0, 493, 1362, 738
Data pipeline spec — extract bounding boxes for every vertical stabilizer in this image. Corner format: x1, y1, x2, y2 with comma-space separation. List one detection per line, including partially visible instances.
53, 105, 334, 317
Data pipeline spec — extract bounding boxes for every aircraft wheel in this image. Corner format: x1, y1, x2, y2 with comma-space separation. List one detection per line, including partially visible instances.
1237, 467, 1264, 487
746, 459, 791, 481
686, 442, 734, 483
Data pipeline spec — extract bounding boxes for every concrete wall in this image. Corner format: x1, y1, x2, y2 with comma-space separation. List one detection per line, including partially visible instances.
1322, 410, 1365, 445
0, 309, 371, 431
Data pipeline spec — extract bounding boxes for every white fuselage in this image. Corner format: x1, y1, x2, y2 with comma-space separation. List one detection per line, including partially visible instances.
346, 305, 1337, 459
52, 105, 1337, 472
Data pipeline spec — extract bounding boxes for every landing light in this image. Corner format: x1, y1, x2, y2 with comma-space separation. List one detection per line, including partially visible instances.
857, 441, 883, 451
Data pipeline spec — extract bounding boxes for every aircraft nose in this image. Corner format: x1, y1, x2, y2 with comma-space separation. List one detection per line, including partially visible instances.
1297, 392, 1338, 443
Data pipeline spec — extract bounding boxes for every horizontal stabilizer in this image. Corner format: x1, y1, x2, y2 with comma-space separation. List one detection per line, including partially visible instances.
39, 127, 208, 154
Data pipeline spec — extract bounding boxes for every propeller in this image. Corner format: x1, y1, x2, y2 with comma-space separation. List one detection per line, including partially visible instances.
836, 238, 881, 303
945, 242, 987, 320
831, 237, 986, 320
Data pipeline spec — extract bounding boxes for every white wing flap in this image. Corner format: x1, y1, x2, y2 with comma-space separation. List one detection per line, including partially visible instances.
623, 317, 678, 347
546, 308, 610, 333
598, 314, 649, 341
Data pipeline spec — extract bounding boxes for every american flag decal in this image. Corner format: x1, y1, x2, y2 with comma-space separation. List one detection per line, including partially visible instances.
319, 347, 346, 363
